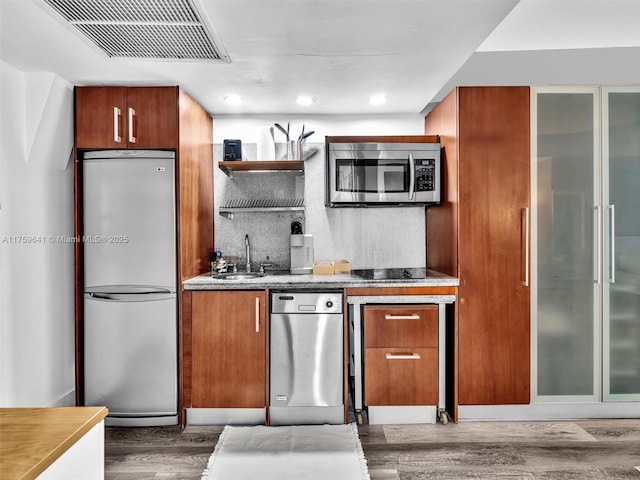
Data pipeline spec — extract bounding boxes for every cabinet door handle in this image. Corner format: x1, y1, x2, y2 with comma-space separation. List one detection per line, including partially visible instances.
521, 207, 530, 287
255, 297, 260, 333
594, 205, 602, 284
113, 107, 122, 142
609, 204, 616, 284
128, 107, 136, 144
386, 353, 421, 360
384, 314, 420, 320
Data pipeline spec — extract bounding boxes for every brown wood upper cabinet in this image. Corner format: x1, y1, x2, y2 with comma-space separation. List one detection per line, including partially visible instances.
75, 86, 178, 149
424, 86, 531, 406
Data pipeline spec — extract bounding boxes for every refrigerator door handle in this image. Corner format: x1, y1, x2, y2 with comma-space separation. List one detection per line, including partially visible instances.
86, 291, 176, 302
85, 285, 176, 295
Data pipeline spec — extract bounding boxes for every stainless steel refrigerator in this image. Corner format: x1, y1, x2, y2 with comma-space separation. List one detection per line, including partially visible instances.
83, 150, 178, 426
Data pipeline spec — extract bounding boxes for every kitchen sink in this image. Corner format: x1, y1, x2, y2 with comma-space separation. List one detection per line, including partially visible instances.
214, 272, 265, 280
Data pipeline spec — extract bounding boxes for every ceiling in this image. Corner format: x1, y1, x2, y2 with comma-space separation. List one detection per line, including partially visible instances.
1, 0, 639, 116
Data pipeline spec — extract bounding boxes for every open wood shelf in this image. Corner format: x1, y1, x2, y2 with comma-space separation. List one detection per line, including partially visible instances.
218, 160, 304, 177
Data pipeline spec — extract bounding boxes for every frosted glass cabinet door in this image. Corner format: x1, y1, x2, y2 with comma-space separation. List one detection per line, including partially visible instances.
603, 87, 640, 400
533, 88, 601, 400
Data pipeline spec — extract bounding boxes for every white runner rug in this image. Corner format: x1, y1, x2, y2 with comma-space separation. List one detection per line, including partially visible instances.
201, 423, 370, 480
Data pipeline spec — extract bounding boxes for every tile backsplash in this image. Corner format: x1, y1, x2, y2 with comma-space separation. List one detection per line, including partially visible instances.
213, 143, 426, 272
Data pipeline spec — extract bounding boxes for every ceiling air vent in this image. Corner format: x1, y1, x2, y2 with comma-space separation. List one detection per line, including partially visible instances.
42, 0, 230, 62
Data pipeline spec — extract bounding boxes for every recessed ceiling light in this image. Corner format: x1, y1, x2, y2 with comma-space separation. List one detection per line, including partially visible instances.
369, 94, 387, 105
296, 95, 315, 106
224, 94, 244, 105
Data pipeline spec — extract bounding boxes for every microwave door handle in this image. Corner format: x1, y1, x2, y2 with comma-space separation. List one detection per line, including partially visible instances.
408, 153, 415, 200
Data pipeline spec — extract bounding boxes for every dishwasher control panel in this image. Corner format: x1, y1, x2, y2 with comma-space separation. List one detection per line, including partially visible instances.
271, 291, 343, 314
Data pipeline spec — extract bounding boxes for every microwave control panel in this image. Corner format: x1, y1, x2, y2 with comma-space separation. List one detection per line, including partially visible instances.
415, 159, 436, 191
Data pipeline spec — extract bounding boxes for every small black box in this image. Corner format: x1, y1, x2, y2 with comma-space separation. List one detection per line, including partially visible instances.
223, 139, 242, 160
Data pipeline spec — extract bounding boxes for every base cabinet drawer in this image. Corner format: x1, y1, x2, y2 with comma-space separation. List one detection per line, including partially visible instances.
364, 347, 438, 406
364, 305, 438, 348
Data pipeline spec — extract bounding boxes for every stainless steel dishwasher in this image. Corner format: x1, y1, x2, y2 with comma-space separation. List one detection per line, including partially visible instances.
270, 290, 344, 425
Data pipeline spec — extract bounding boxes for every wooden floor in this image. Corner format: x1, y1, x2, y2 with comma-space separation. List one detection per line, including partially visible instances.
104, 419, 640, 479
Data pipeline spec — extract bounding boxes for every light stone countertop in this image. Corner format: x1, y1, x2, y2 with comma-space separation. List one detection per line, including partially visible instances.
182, 269, 459, 290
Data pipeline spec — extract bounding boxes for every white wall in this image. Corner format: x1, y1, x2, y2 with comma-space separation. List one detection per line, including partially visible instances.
0, 61, 76, 407
212, 114, 426, 144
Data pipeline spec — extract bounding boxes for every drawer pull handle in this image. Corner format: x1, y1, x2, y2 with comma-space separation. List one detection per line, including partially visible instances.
384, 314, 420, 320
385, 353, 421, 360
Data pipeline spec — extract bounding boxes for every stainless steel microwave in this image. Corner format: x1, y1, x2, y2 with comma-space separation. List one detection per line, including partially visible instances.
326, 138, 441, 206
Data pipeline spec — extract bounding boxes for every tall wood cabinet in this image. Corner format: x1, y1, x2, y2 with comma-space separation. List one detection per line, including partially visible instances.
424, 87, 531, 406
73, 86, 214, 409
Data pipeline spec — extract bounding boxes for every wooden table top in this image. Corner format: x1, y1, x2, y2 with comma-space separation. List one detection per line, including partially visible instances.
0, 406, 108, 480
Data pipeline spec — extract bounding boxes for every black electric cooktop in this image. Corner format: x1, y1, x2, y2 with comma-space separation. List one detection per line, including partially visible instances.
352, 267, 427, 280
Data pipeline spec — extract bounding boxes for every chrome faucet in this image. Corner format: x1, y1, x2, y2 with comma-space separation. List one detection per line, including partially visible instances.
245, 234, 251, 272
